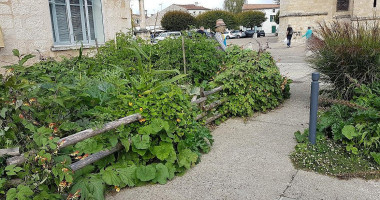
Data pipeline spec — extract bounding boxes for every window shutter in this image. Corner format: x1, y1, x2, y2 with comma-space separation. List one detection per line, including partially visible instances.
55, 3, 71, 43
70, 3, 84, 41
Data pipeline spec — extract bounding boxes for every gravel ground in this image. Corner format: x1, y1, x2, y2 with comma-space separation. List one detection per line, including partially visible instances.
107, 37, 380, 200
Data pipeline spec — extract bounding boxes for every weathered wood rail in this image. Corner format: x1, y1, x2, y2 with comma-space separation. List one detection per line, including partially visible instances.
192, 86, 228, 124
6, 114, 142, 172
5, 85, 228, 170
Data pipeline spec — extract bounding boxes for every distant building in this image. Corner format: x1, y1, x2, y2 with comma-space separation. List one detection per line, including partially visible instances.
176, 4, 211, 16
145, 3, 211, 30
279, 0, 380, 40
242, 4, 280, 34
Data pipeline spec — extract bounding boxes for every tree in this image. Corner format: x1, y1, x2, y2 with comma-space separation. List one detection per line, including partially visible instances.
196, 10, 238, 30
274, 11, 280, 24
223, 0, 247, 14
237, 11, 266, 29
161, 11, 195, 31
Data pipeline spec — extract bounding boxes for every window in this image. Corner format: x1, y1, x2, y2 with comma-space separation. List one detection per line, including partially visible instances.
375, 0, 377, 7
270, 15, 275, 22
337, 0, 349, 11
273, 9, 275, 13
48, 0, 104, 46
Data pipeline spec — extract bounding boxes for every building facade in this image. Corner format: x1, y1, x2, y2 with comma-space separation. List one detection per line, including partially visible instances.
0, 0, 136, 69
279, 0, 380, 40
242, 4, 280, 34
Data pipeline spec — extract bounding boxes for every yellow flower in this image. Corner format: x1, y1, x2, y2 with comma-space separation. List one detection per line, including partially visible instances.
128, 102, 133, 106
115, 186, 120, 192
140, 108, 143, 112
176, 119, 181, 123
139, 118, 146, 123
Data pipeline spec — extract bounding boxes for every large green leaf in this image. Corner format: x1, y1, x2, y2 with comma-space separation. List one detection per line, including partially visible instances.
71, 174, 105, 200
370, 152, 380, 165
152, 163, 169, 184
178, 149, 198, 169
118, 166, 137, 187
101, 167, 122, 186
6, 185, 33, 200
342, 125, 358, 140
132, 134, 150, 149
152, 142, 175, 161
136, 165, 156, 182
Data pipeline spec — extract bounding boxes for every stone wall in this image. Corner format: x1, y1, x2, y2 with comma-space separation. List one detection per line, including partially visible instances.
0, 0, 132, 69
278, 0, 378, 40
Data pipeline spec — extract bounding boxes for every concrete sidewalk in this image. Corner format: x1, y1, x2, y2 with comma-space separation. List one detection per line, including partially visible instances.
107, 40, 380, 200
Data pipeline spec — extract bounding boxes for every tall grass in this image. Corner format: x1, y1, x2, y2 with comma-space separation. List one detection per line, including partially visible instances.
309, 20, 380, 99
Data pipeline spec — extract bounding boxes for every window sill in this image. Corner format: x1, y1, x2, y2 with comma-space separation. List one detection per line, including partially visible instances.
51, 44, 103, 52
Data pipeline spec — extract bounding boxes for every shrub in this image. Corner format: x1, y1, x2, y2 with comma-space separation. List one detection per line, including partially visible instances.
196, 10, 238, 30
151, 32, 226, 85
309, 21, 380, 99
0, 42, 212, 199
237, 11, 267, 29
212, 46, 291, 117
161, 11, 196, 31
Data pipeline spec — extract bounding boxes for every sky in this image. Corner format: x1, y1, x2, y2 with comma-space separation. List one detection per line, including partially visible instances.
131, 0, 275, 15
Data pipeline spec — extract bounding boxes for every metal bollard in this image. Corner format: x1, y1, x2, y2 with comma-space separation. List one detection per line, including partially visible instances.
309, 72, 320, 145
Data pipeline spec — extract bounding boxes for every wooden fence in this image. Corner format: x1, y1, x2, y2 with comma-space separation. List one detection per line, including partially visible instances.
4, 114, 142, 172
3, 85, 228, 170
191, 86, 228, 124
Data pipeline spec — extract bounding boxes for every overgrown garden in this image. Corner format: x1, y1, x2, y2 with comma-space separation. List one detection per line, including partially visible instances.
0, 33, 290, 199
291, 21, 380, 179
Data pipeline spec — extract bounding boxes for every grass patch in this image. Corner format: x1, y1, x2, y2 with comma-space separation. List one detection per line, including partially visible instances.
290, 137, 380, 180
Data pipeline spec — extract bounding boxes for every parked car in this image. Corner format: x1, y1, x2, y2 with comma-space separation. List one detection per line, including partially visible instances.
244, 30, 256, 37
223, 31, 236, 39
231, 30, 246, 38
154, 31, 181, 42
244, 30, 266, 38
257, 30, 266, 37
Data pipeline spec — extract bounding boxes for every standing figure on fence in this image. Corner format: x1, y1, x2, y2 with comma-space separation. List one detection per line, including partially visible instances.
214, 19, 227, 51
286, 24, 294, 48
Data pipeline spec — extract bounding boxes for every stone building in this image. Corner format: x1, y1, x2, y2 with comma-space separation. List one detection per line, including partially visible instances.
145, 4, 211, 30
279, 0, 380, 40
242, 4, 280, 34
0, 0, 143, 69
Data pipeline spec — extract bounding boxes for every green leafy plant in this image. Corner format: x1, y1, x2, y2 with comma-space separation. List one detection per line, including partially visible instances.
292, 82, 380, 178
212, 46, 291, 117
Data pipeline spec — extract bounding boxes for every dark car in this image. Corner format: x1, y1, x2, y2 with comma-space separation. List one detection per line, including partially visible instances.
244, 30, 266, 38
257, 30, 266, 37
244, 30, 255, 37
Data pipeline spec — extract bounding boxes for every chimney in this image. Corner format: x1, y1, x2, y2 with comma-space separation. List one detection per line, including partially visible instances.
195, 2, 198, 6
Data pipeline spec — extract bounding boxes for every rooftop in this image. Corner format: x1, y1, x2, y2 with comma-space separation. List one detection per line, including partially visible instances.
242, 4, 280, 11
175, 4, 211, 10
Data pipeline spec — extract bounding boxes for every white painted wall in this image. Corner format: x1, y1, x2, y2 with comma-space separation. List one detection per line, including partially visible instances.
259, 8, 279, 34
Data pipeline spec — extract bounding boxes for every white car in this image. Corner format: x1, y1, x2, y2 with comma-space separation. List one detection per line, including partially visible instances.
223, 31, 236, 39
154, 31, 181, 42
231, 30, 246, 38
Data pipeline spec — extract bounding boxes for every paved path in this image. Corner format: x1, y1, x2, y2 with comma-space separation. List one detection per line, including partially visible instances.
108, 38, 380, 200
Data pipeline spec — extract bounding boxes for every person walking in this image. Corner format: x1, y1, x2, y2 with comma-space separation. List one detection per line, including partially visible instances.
302, 27, 313, 48
214, 19, 227, 51
286, 24, 293, 48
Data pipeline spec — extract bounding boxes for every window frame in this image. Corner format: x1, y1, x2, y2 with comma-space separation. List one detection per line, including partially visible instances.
336, 0, 350, 11
49, 0, 104, 46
